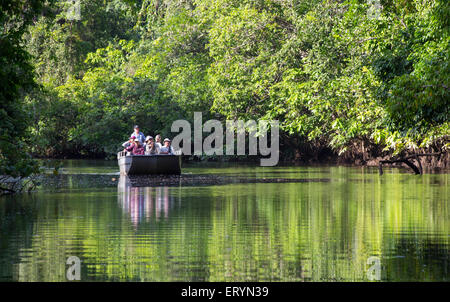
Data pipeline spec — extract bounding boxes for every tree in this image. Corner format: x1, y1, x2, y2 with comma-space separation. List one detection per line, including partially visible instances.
17, 0, 449, 163
0, 0, 53, 193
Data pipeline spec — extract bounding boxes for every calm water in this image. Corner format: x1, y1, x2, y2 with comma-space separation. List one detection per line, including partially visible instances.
0, 161, 448, 281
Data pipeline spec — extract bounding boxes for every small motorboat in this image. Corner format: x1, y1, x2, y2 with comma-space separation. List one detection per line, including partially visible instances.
117, 151, 181, 175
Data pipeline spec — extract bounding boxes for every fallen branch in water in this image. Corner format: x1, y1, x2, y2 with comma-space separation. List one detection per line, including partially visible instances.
378, 152, 445, 175
0, 174, 40, 195
0, 185, 16, 194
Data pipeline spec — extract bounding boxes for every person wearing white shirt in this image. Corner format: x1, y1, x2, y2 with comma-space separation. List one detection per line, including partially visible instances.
159, 138, 174, 155
155, 134, 163, 149
144, 136, 160, 155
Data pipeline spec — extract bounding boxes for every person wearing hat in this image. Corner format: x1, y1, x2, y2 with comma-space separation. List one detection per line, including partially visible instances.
132, 138, 145, 155
144, 136, 159, 155
159, 138, 174, 155
123, 136, 136, 154
130, 125, 145, 145
122, 135, 136, 149
123, 137, 145, 155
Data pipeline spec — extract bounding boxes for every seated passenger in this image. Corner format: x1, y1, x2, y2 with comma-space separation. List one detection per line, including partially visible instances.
155, 134, 163, 149
123, 136, 136, 154
159, 138, 174, 155
144, 136, 159, 155
125, 138, 144, 155
122, 136, 136, 149
132, 139, 145, 155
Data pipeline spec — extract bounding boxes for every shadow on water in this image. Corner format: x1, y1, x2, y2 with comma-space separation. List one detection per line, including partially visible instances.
38, 172, 333, 193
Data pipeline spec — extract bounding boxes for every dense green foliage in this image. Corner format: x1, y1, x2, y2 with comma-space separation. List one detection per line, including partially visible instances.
2, 0, 449, 165
0, 0, 52, 185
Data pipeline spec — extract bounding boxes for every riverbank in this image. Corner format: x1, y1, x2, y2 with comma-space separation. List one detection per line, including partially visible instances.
34, 147, 449, 170
38, 173, 333, 191
3, 150, 447, 195
29, 161, 450, 194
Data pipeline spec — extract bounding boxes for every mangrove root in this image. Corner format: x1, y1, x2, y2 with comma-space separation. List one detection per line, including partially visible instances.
378, 152, 445, 175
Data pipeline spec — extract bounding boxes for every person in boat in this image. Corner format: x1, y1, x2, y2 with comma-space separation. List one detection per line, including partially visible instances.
144, 136, 159, 155
122, 135, 136, 149
132, 138, 145, 155
130, 125, 145, 145
159, 138, 174, 155
155, 134, 163, 149
125, 138, 145, 155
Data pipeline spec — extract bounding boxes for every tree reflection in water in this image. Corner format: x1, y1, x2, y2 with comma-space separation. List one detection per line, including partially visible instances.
118, 176, 175, 227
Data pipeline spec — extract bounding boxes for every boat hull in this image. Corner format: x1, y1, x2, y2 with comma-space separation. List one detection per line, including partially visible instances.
118, 153, 181, 175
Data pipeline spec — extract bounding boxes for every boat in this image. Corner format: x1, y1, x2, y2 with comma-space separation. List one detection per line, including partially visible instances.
117, 151, 181, 175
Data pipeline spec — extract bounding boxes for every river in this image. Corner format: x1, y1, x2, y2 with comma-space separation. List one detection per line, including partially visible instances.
0, 160, 448, 281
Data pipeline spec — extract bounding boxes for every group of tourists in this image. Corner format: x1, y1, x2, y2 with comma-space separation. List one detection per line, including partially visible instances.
122, 125, 175, 156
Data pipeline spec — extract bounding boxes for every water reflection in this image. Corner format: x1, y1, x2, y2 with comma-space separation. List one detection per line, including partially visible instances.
118, 176, 176, 226
0, 166, 448, 282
